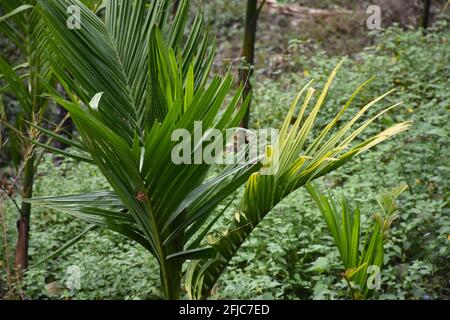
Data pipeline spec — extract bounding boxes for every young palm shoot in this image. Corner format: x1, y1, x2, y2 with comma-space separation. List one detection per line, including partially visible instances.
306, 183, 407, 299
27, 0, 255, 300
0, 0, 53, 273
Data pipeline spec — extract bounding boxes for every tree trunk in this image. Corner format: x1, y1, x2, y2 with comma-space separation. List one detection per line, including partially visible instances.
422, 0, 431, 29
14, 154, 35, 272
239, 0, 262, 128
173, 0, 180, 15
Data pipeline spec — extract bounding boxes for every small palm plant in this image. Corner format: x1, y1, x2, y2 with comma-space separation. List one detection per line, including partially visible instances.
27, 0, 410, 299
0, 0, 54, 272
306, 183, 408, 299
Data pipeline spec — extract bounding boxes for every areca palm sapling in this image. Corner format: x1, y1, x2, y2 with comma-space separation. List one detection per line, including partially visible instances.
28, 0, 410, 299
0, 0, 53, 272
307, 183, 407, 299
29, 0, 249, 300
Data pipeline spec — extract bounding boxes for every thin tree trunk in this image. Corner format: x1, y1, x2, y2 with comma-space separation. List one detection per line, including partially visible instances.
173, 0, 180, 15
15, 154, 35, 272
422, 0, 431, 29
239, 0, 263, 128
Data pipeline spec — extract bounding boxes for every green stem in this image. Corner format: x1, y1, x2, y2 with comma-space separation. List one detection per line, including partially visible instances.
160, 258, 182, 300
344, 274, 356, 300
239, 0, 263, 128
160, 217, 184, 299
15, 154, 35, 272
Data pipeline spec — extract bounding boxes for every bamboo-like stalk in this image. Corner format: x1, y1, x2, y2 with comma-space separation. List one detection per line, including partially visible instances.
15, 154, 35, 272
239, 0, 264, 128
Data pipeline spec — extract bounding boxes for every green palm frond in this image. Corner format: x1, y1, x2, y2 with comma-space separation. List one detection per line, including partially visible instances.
0, 1, 53, 168
37, 0, 214, 143
375, 183, 408, 233
26, 191, 153, 252
0, 0, 51, 117
377, 183, 408, 217
185, 62, 411, 300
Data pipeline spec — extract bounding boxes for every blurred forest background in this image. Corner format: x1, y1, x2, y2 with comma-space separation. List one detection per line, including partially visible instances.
0, 0, 449, 299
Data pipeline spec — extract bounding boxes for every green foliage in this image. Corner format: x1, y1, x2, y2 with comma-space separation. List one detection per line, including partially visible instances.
3, 155, 161, 299
0, 0, 52, 146
1, 2, 447, 301
307, 183, 407, 299
247, 22, 449, 300
24, 0, 406, 300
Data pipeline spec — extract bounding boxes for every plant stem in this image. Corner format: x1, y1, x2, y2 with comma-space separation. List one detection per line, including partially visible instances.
344, 274, 356, 300
160, 258, 182, 300
239, 0, 264, 128
14, 154, 35, 273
